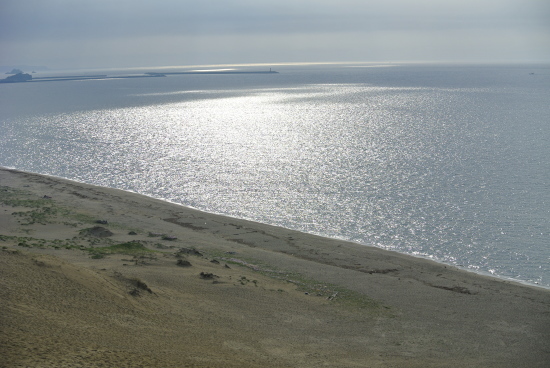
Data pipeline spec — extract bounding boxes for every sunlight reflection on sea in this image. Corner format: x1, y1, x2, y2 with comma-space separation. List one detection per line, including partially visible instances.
1, 64, 548, 287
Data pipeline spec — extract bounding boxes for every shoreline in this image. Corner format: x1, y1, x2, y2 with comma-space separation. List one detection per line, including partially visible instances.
1, 167, 549, 367
4, 166, 546, 290
120, 196, 550, 291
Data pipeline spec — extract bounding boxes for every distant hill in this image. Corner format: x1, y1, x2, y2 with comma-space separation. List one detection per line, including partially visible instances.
0, 65, 49, 74
5, 68, 23, 75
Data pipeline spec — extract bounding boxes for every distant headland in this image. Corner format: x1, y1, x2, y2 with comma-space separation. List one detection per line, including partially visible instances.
0, 72, 33, 83
0, 68, 278, 84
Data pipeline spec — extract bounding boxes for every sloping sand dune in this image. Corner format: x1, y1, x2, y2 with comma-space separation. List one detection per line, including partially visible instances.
1, 167, 549, 367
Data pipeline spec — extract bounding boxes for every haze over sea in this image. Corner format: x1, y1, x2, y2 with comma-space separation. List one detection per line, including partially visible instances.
1, 63, 549, 287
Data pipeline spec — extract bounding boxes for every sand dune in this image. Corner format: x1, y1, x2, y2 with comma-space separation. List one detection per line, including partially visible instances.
1, 167, 549, 367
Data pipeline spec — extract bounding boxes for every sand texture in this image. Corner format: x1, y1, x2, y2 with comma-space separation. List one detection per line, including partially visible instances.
1, 167, 549, 367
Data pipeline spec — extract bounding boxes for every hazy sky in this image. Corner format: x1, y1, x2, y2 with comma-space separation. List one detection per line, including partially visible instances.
1, 0, 549, 69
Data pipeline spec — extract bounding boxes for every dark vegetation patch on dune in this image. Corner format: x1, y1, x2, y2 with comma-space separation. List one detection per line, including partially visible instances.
88, 241, 159, 259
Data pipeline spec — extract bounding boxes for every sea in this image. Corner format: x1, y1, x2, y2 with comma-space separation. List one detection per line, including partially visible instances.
1, 62, 549, 288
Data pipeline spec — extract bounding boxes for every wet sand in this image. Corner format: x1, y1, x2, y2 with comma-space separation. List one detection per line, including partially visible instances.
1, 167, 549, 367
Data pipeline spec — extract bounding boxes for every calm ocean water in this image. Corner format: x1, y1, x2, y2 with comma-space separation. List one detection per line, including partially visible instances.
1, 63, 549, 287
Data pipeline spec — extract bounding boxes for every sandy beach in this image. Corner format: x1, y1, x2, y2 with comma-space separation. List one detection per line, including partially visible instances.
1, 167, 549, 367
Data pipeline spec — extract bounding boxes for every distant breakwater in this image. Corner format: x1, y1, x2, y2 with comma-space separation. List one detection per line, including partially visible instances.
146, 70, 279, 76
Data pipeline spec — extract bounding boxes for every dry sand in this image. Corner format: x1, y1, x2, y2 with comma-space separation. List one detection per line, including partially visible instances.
1, 167, 549, 367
